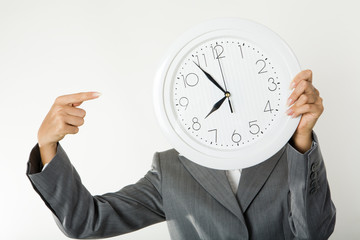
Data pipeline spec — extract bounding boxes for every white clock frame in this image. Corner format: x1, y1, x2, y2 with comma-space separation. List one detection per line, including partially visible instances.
153, 18, 301, 170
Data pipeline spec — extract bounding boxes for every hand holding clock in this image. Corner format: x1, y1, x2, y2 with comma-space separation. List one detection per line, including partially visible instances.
194, 62, 322, 152
286, 70, 324, 153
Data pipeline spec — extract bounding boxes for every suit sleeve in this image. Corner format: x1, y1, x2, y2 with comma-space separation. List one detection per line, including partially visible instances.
286, 132, 336, 239
26, 144, 165, 239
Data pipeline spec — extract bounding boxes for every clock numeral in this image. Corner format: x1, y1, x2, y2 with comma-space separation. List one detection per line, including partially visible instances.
238, 45, 244, 59
194, 54, 207, 67
249, 120, 260, 135
231, 130, 242, 143
211, 44, 225, 59
192, 117, 201, 131
208, 129, 217, 143
178, 97, 189, 110
256, 59, 268, 74
264, 100, 274, 113
181, 73, 199, 88
268, 77, 278, 91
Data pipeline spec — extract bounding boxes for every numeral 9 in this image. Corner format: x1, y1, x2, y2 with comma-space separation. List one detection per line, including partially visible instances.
179, 97, 189, 110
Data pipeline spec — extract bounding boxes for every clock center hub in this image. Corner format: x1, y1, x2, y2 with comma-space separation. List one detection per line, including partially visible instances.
225, 92, 231, 98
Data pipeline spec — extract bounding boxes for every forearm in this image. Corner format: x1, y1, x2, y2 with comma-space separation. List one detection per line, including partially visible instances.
26, 145, 165, 238
287, 135, 336, 239
27, 144, 96, 238
38, 142, 57, 165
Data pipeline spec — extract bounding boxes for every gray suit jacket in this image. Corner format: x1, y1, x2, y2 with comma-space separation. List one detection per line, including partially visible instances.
27, 134, 335, 239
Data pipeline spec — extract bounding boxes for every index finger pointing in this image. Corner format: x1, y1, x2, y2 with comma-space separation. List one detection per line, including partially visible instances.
55, 92, 101, 105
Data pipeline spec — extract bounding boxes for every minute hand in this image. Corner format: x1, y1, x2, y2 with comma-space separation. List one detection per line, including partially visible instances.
193, 62, 226, 94
216, 56, 234, 114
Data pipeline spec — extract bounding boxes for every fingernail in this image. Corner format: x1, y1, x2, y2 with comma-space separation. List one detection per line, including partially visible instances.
289, 82, 296, 90
286, 108, 293, 116
93, 92, 101, 97
291, 113, 296, 118
287, 98, 293, 106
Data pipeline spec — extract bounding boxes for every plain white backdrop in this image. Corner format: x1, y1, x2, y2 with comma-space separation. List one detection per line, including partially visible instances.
0, 0, 359, 239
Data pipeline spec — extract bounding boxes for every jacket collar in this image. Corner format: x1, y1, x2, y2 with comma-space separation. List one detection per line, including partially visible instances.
178, 145, 286, 219
178, 154, 246, 224
236, 146, 286, 212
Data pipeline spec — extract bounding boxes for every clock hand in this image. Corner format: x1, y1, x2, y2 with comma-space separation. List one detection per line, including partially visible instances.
205, 95, 227, 119
227, 98, 233, 113
193, 61, 226, 94
214, 51, 234, 113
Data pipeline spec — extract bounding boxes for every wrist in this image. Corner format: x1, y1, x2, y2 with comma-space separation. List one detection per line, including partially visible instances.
38, 142, 57, 165
38, 141, 57, 148
291, 131, 312, 154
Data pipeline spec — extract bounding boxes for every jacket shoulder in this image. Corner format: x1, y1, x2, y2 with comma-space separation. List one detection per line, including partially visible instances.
156, 148, 179, 163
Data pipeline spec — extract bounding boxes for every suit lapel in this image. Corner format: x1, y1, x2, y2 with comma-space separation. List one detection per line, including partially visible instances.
178, 155, 245, 223
236, 145, 287, 213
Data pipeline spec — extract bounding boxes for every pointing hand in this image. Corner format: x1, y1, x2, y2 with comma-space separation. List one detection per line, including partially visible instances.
37, 92, 101, 165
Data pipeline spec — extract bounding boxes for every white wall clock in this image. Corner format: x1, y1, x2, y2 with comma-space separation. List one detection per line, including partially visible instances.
153, 18, 301, 170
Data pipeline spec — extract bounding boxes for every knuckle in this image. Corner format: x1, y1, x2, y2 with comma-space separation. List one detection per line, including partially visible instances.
79, 118, 85, 126
54, 105, 64, 115
301, 94, 308, 102
315, 88, 320, 95
56, 112, 66, 122
303, 81, 310, 88
61, 121, 67, 129
319, 98, 324, 111
80, 109, 86, 117
55, 123, 64, 135
54, 96, 64, 104
305, 69, 313, 77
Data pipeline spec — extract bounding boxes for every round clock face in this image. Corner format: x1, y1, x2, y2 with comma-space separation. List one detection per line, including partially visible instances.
173, 38, 281, 149
154, 19, 300, 170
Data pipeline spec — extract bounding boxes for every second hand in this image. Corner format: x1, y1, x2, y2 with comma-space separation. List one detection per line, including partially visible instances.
215, 48, 233, 113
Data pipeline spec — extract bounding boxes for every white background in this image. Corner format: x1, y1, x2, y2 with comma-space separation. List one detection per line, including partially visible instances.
0, 0, 359, 239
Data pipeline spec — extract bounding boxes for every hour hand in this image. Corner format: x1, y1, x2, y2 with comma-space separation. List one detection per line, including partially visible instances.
193, 61, 226, 94
205, 96, 227, 119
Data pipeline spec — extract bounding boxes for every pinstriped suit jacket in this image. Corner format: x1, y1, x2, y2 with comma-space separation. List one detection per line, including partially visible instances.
27, 134, 335, 239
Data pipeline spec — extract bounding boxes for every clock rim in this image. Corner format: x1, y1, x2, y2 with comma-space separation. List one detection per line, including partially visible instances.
153, 18, 301, 170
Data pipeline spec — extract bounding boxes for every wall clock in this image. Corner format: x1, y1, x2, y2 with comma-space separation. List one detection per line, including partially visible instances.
153, 18, 301, 170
